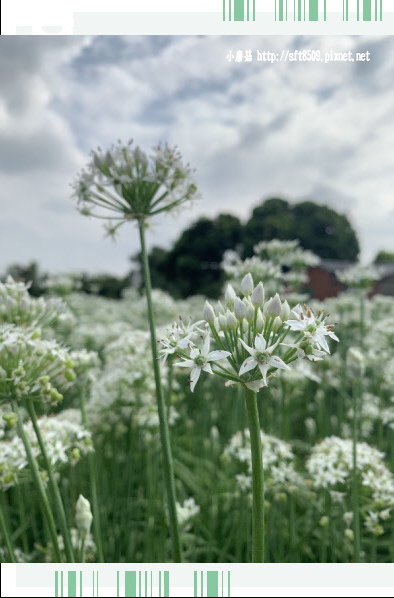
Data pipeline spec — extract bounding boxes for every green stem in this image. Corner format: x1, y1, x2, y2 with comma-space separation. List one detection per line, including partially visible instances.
11, 400, 63, 562
0, 494, 16, 562
79, 390, 105, 563
138, 218, 181, 563
352, 379, 361, 562
16, 484, 29, 554
244, 387, 264, 562
80, 535, 86, 564
26, 402, 75, 563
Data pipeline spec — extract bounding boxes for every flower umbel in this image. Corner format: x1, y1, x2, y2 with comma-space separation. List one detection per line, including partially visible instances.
72, 139, 199, 232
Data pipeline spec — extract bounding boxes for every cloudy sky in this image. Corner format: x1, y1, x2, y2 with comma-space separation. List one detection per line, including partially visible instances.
1, 35, 393, 276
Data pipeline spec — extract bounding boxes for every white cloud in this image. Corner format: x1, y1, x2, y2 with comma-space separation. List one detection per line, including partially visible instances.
1, 35, 394, 277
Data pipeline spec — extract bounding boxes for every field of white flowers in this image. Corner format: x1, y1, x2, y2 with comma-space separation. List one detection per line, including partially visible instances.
1, 140, 394, 565
1, 245, 394, 564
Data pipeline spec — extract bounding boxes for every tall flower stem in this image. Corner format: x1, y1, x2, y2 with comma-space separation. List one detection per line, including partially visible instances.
138, 218, 182, 563
11, 400, 63, 562
26, 402, 75, 563
0, 494, 16, 563
79, 390, 104, 563
244, 387, 264, 563
352, 379, 361, 562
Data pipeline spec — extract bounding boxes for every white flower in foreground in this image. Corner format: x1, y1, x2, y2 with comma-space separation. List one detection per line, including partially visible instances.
158, 317, 205, 368
239, 334, 290, 385
286, 305, 339, 353
174, 334, 231, 392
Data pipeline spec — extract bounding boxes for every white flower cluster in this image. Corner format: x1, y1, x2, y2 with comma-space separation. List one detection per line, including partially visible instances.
221, 252, 282, 297
72, 139, 199, 231
254, 239, 320, 270
165, 273, 338, 394
336, 264, 382, 290
307, 436, 394, 507
0, 325, 78, 405
176, 497, 200, 530
223, 429, 305, 494
87, 330, 178, 433
0, 276, 70, 329
43, 272, 82, 297
0, 413, 93, 491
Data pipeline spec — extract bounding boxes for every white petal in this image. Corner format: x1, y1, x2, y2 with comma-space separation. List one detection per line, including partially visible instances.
316, 334, 330, 353
286, 320, 305, 330
207, 350, 231, 362
190, 367, 201, 392
328, 331, 339, 342
258, 363, 269, 384
239, 338, 255, 357
173, 359, 195, 369
239, 357, 258, 375
190, 347, 200, 359
268, 355, 291, 370
202, 363, 213, 374
201, 334, 211, 357
254, 334, 267, 353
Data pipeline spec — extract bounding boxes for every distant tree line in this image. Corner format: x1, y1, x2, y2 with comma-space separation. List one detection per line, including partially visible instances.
139, 197, 361, 298
8, 197, 392, 301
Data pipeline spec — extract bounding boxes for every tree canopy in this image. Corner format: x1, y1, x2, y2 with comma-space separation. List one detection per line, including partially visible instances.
144, 197, 360, 298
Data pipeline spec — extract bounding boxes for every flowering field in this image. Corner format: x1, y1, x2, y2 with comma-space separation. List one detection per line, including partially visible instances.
1, 251, 394, 564
1, 141, 394, 564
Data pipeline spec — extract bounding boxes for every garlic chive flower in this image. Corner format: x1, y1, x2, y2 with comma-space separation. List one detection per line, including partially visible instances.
285, 304, 339, 353
0, 325, 78, 406
174, 334, 231, 392
164, 273, 338, 394
238, 335, 290, 385
72, 139, 199, 232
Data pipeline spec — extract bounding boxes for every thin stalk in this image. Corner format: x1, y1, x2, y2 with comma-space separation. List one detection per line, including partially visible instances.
16, 484, 29, 554
352, 379, 361, 562
80, 536, 86, 564
138, 218, 181, 562
0, 494, 16, 562
26, 401, 75, 563
244, 387, 264, 562
11, 400, 63, 562
79, 390, 105, 563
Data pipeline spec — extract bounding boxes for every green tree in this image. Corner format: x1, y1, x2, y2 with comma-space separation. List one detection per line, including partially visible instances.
373, 250, 394, 264
243, 198, 359, 261
150, 214, 244, 298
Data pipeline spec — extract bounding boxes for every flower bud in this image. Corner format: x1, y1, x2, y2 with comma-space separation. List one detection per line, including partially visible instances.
272, 316, 282, 332
241, 273, 254, 296
319, 516, 329, 528
345, 528, 354, 542
251, 282, 264, 307
256, 309, 265, 333
245, 302, 255, 323
65, 370, 76, 382
75, 494, 93, 536
226, 311, 238, 331
2, 412, 18, 429
234, 298, 247, 321
218, 314, 228, 331
215, 301, 225, 316
264, 293, 282, 318
280, 300, 291, 322
203, 301, 215, 324
224, 284, 236, 307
